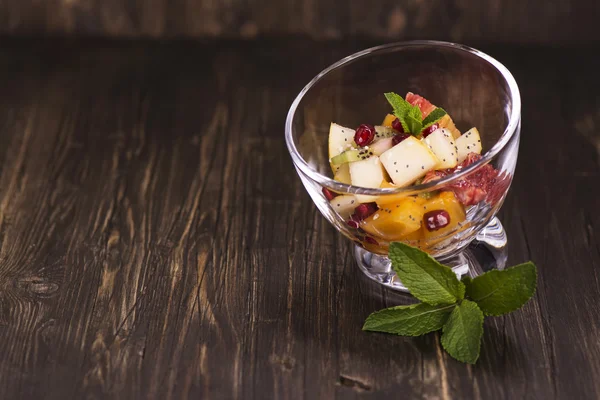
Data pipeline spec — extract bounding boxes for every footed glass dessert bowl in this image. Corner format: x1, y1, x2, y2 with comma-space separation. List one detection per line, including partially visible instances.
285, 41, 521, 292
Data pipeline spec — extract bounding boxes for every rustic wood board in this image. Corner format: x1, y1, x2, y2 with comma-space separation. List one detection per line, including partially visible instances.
0, 38, 598, 399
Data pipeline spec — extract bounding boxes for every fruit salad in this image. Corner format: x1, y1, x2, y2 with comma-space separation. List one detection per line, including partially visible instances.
323, 92, 508, 254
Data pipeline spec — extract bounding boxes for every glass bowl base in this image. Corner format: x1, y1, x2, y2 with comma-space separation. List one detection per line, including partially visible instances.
354, 217, 508, 293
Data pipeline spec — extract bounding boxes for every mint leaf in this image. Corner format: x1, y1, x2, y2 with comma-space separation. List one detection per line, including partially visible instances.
422, 108, 447, 128
441, 299, 483, 364
405, 106, 423, 136
384, 92, 410, 132
389, 242, 465, 305
363, 303, 455, 336
465, 262, 537, 316
384, 92, 410, 116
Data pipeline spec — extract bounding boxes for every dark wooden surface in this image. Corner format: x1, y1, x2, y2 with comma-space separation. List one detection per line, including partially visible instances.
0, 37, 598, 399
0, 0, 599, 44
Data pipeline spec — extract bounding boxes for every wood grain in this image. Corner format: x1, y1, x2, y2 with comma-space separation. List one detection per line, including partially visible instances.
0, 0, 598, 43
0, 38, 598, 399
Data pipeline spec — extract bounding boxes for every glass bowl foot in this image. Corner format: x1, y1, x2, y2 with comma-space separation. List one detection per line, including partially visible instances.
354, 217, 508, 293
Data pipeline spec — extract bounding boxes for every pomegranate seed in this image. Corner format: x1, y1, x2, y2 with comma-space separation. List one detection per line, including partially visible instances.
347, 220, 360, 229
322, 187, 337, 201
424, 210, 451, 231
392, 132, 410, 146
354, 124, 376, 147
353, 203, 378, 220
422, 123, 439, 138
365, 237, 379, 245
391, 118, 405, 133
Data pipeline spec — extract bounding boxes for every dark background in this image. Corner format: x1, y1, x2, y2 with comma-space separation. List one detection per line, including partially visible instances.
0, 1, 599, 400
0, 0, 597, 44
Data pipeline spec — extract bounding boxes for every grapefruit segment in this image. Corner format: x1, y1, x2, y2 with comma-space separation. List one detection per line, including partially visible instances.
406, 92, 436, 119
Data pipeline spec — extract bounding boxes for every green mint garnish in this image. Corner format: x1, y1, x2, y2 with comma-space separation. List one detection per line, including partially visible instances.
441, 299, 484, 364
363, 303, 455, 336
464, 262, 537, 316
405, 105, 423, 135
389, 242, 465, 305
384, 92, 446, 136
364, 242, 538, 364
422, 107, 447, 129
384, 92, 411, 133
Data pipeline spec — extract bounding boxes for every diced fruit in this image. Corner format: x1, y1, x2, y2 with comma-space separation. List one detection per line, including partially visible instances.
423, 128, 459, 169
455, 127, 482, 163
391, 118, 405, 133
406, 92, 436, 118
418, 190, 437, 200
421, 191, 466, 241
424, 210, 451, 231
333, 163, 351, 184
422, 169, 447, 184
362, 238, 382, 254
449, 163, 499, 206
374, 125, 396, 139
364, 236, 378, 245
376, 180, 408, 206
392, 132, 410, 145
348, 219, 360, 229
361, 196, 426, 240
322, 187, 337, 201
382, 114, 396, 127
353, 202, 378, 220
330, 195, 358, 219
397, 228, 423, 242
420, 153, 502, 206
328, 123, 355, 169
486, 171, 512, 206
421, 123, 439, 138
331, 148, 373, 165
438, 114, 461, 139
380, 136, 439, 187
443, 174, 489, 206
349, 156, 386, 203
354, 124, 376, 147
370, 137, 394, 156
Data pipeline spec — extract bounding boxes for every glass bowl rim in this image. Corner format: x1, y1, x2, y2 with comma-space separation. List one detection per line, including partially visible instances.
285, 40, 521, 195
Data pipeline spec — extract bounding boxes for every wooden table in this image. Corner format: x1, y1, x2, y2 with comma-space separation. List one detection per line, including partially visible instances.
0, 38, 598, 399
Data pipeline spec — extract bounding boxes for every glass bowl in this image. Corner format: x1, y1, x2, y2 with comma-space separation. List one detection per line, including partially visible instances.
285, 41, 521, 292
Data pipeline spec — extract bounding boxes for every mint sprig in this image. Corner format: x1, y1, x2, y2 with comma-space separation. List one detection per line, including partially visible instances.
363, 242, 538, 364
384, 92, 447, 136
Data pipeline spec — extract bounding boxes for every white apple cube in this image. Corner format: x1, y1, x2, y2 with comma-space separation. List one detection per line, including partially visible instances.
455, 127, 482, 163
380, 136, 439, 187
328, 123, 355, 160
423, 128, 458, 169
369, 137, 394, 156
349, 156, 385, 203
330, 195, 358, 219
